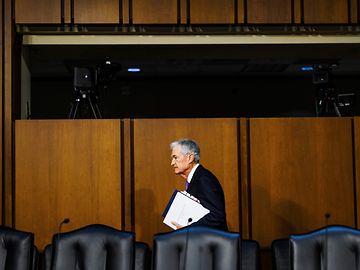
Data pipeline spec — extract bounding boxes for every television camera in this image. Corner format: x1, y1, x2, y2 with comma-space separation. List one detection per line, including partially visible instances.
68, 60, 121, 119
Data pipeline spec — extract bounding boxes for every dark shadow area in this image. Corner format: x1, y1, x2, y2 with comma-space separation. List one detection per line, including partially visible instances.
23, 43, 360, 119
30, 75, 360, 119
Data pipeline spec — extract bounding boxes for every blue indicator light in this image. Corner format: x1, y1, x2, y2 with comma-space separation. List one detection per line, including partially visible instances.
301, 66, 314, 71
127, 68, 141, 72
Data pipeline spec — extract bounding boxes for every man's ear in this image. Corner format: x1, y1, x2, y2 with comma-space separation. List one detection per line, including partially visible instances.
187, 153, 195, 164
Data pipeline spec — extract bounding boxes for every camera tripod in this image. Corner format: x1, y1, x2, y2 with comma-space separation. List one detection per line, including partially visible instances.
68, 89, 102, 119
315, 86, 341, 117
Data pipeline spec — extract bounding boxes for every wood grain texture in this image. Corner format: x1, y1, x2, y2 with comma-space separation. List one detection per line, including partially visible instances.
190, 0, 235, 24
303, 0, 349, 23
239, 118, 250, 238
74, 0, 119, 23
133, 118, 240, 245
132, 0, 178, 24
247, 0, 292, 23
15, 0, 61, 23
350, 0, 358, 23
15, 120, 121, 250
0, 0, 3, 222
4, 0, 13, 226
250, 117, 355, 247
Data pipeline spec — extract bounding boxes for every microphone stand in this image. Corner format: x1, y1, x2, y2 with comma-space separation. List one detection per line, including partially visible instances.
57, 218, 70, 244
182, 218, 193, 270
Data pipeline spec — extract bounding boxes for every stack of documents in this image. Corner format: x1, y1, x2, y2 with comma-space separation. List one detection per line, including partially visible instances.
162, 190, 210, 230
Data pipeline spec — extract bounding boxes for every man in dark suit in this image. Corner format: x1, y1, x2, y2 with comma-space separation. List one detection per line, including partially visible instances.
170, 138, 228, 231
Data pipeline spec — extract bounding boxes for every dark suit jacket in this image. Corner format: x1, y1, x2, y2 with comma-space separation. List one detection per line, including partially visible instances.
187, 164, 228, 231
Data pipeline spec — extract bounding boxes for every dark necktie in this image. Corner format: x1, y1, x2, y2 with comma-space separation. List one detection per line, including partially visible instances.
186, 181, 189, 190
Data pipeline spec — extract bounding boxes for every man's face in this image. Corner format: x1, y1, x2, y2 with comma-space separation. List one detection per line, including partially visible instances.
170, 145, 193, 176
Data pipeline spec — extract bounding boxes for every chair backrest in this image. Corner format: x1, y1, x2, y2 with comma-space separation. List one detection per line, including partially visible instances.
152, 226, 240, 270
241, 239, 260, 270
50, 224, 134, 270
271, 239, 290, 270
290, 225, 360, 270
45, 240, 150, 270
0, 226, 35, 270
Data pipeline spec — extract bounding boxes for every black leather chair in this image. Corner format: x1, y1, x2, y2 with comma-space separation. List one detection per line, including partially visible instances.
241, 239, 260, 270
0, 225, 37, 270
46, 224, 135, 270
272, 225, 360, 270
152, 226, 241, 270
271, 238, 290, 270
44, 240, 150, 270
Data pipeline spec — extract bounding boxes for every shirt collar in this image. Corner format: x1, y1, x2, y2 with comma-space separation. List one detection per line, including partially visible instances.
187, 163, 200, 184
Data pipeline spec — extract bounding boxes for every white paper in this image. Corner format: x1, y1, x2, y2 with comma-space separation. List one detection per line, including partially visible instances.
163, 191, 210, 230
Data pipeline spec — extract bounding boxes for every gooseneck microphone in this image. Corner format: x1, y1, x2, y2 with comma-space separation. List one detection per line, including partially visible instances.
57, 218, 70, 243
182, 218, 193, 270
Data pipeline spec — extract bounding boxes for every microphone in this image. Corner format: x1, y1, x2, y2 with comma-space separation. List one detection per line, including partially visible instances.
57, 218, 70, 243
182, 218, 193, 270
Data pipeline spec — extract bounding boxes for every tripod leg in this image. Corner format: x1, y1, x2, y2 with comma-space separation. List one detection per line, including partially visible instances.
87, 96, 98, 119
94, 103, 102, 119
333, 102, 341, 117
69, 101, 79, 119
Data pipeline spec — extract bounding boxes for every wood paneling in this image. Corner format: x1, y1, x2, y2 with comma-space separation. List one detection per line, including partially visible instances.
64, 0, 71, 23
247, 0, 292, 24
122, 0, 130, 23
239, 118, 251, 238
180, 0, 187, 24
15, 0, 61, 24
4, 0, 13, 226
74, 0, 119, 24
133, 118, 240, 245
237, 0, 245, 23
250, 117, 355, 247
190, 0, 235, 24
15, 120, 122, 250
293, 0, 302, 23
350, 0, 358, 23
0, 0, 3, 223
132, 0, 178, 24
122, 119, 133, 231
303, 0, 349, 24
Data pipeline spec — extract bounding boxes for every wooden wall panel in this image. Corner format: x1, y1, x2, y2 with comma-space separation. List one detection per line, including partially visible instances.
239, 118, 251, 238
293, 0, 302, 23
250, 117, 355, 247
180, 0, 187, 24
247, 0, 292, 23
132, 0, 178, 24
4, 0, 13, 226
350, 0, 358, 23
0, 0, 3, 223
122, 0, 130, 23
190, 0, 235, 24
74, 0, 119, 24
64, 0, 71, 24
237, 0, 245, 23
15, 0, 61, 23
303, 0, 349, 24
133, 118, 240, 245
15, 120, 122, 250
